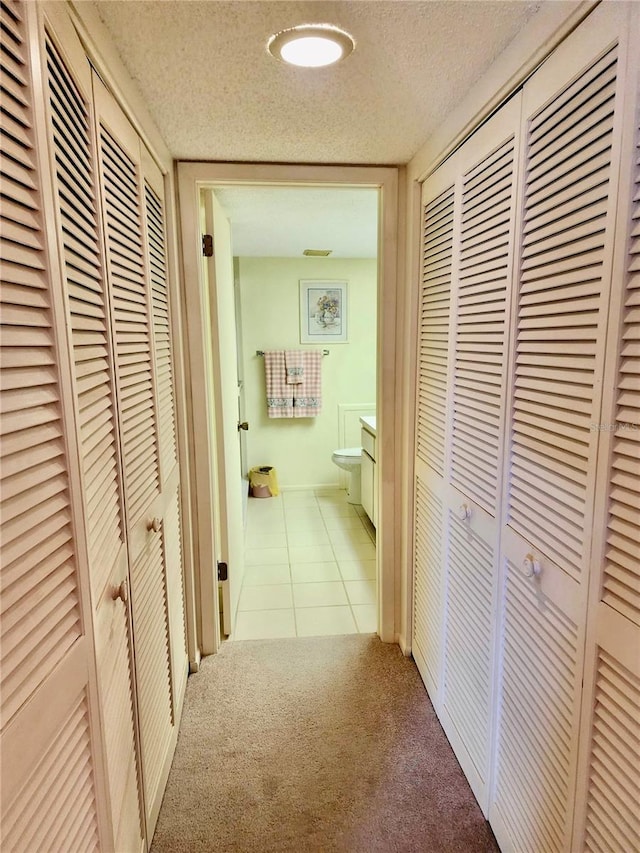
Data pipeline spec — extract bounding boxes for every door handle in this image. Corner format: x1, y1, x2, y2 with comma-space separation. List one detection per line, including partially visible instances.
112, 579, 128, 604
238, 421, 249, 431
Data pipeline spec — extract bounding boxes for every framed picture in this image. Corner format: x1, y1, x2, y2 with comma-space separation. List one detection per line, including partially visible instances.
299, 280, 348, 344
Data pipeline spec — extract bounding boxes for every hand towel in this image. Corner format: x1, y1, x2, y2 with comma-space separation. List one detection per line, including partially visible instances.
264, 350, 294, 418
292, 350, 322, 417
285, 350, 304, 385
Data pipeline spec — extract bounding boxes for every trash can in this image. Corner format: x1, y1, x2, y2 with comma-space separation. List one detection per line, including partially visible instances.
248, 466, 279, 498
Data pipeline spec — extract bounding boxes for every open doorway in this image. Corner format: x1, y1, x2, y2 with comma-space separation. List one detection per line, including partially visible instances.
177, 163, 399, 658
214, 185, 379, 640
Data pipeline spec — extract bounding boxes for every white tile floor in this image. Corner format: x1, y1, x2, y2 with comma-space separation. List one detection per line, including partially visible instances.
232, 489, 377, 641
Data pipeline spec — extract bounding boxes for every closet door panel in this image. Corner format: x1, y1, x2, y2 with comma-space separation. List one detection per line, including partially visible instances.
581, 617, 640, 853
505, 24, 624, 580
439, 495, 496, 805
412, 473, 445, 699
0, 2, 103, 847
415, 183, 456, 478
453, 129, 516, 516
94, 76, 180, 837
142, 148, 187, 701
492, 543, 582, 853
439, 103, 520, 811
39, 6, 144, 851
573, 48, 640, 853
492, 5, 631, 851
412, 165, 457, 707
413, 100, 520, 813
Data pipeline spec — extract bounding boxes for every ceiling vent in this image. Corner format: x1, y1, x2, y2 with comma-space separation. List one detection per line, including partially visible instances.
303, 249, 332, 257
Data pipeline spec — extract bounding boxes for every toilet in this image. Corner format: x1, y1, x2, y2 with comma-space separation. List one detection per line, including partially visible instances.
331, 447, 362, 504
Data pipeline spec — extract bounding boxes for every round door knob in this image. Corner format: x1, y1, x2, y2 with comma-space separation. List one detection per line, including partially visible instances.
112, 579, 128, 604
147, 517, 161, 533
458, 503, 471, 521
523, 553, 542, 578
238, 421, 249, 431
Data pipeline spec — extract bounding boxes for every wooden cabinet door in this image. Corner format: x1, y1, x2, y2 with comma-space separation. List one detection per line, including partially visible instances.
491, 5, 632, 850
361, 450, 375, 523
93, 74, 181, 839
0, 1, 108, 848
37, 4, 144, 851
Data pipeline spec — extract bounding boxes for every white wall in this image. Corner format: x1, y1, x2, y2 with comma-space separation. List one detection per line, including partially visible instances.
239, 257, 377, 488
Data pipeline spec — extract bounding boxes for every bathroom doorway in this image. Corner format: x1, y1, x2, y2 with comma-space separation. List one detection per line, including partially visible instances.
215, 184, 379, 640
177, 163, 399, 657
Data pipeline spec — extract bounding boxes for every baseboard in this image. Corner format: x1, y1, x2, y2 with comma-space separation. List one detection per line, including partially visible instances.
397, 632, 412, 656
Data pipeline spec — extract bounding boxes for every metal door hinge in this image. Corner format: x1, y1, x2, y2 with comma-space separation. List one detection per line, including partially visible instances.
217, 561, 228, 582
202, 234, 214, 257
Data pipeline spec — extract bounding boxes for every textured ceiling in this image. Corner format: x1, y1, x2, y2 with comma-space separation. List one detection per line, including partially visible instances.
214, 186, 378, 257
93, 0, 541, 165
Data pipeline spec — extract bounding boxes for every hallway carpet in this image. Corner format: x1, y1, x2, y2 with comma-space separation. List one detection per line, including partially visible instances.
151, 635, 499, 853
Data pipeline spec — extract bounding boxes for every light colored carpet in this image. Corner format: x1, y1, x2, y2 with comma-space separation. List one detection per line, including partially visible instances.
151, 634, 499, 853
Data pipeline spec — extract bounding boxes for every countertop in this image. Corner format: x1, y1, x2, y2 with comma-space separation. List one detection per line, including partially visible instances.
360, 415, 376, 437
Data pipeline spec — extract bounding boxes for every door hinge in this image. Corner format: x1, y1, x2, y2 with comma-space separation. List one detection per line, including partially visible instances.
217, 561, 228, 582
202, 234, 214, 257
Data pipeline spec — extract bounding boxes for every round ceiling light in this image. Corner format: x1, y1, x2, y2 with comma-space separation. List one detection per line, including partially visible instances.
268, 25, 355, 68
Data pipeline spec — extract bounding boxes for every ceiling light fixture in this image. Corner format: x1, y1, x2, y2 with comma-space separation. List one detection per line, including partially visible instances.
268, 24, 355, 68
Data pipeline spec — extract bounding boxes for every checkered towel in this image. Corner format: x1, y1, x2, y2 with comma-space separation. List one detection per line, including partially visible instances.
285, 350, 304, 384
264, 350, 322, 418
293, 350, 322, 416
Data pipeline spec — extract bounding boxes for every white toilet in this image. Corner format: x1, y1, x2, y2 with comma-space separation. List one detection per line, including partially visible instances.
331, 447, 362, 504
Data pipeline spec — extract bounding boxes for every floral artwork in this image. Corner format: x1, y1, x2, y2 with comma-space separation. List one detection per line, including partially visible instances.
300, 280, 348, 343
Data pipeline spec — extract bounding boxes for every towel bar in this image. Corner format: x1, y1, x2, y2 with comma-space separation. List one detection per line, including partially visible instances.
256, 349, 329, 356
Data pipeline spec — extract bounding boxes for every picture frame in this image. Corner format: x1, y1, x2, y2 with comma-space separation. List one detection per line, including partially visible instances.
299, 280, 348, 344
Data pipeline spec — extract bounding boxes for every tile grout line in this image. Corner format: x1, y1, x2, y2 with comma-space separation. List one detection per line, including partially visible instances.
242, 490, 375, 638
318, 489, 361, 634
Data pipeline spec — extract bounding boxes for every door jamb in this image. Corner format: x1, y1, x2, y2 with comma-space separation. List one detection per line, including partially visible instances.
177, 162, 399, 654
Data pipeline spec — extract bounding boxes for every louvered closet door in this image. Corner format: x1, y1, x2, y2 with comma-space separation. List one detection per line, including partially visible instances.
412, 98, 520, 812
573, 43, 640, 853
439, 99, 520, 813
38, 4, 144, 851
412, 161, 457, 704
490, 5, 631, 851
93, 75, 179, 838
141, 144, 187, 710
0, 2, 105, 848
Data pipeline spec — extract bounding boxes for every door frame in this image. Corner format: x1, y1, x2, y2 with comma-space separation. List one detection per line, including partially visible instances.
177, 162, 399, 655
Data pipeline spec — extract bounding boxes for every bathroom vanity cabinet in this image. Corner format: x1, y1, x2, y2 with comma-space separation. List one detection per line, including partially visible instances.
360, 417, 377, 527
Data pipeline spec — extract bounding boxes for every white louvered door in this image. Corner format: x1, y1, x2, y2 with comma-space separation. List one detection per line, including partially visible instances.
38, 5, 145, 851
412, 98, 520, 812
412, 165, 457, 703
440, 100, 520, 812
573, 36, 640, 853
93, 74, 180, 839
0, 1, 107, 849
142, 145, 187, 712
490, 5, 632, 851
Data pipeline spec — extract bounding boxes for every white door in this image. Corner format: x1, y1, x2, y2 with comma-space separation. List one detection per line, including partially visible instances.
1, 2, 110, 848
490, 6, 631, 851
572, 29, 640, 850
234, 261, 249, 491
35, 6, 144, 851
93, 74, 184, 839
202, 190, 245, 636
